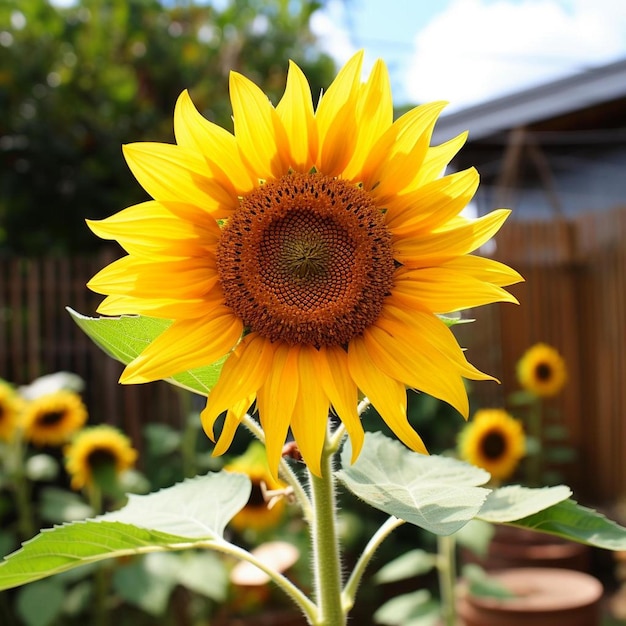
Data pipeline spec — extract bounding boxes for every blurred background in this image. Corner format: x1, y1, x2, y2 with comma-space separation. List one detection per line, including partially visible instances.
1, 0, 626, 624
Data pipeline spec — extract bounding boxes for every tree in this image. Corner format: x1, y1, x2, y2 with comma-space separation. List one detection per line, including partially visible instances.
0, 0, 336, 254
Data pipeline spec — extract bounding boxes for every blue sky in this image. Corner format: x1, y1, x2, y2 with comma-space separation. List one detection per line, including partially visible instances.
312, 0, 626, 110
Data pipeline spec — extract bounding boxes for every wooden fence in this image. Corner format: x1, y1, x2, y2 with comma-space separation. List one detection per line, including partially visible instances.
1, 205, 625, 502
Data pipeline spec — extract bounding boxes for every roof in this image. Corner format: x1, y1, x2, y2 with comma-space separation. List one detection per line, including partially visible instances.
431, 57, 626, 144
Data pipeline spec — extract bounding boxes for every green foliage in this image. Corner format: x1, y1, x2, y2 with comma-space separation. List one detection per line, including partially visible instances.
0, 0, 336, 254
373, 549, 437, 584
337, 432, 491, 536
0, 472, 250, 590
373, 589, 440, 626
67, 307, 224, 394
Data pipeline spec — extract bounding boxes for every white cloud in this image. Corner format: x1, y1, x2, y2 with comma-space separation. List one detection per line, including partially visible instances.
310, 0, 357, 67
405, 0, 626, 110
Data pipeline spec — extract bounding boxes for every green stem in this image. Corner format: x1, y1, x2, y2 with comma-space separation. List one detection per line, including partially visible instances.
11, 433, 35, 541
342, 516, 405, 613
437, 534, 458, 626
205, 540, 317, 622
527, 395, 544, 487
87, 484, 109, 626
308, 432, 345, 626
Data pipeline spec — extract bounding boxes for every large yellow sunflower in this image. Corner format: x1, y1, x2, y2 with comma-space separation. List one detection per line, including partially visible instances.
516, 343, 567, 398
0, 381, 22, 442
87, 53, 522, 477
224, 441, 287, 533
458, 408, 526, 481
65, 425, 138, 490
22, 390, 88, 447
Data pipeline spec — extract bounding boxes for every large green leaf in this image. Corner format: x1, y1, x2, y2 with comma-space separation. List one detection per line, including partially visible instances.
67, 308, 226, 395
337, 433, 491, 535
476, 485, 572, 523
507, 498, 626, 550
0, 472, 250, 590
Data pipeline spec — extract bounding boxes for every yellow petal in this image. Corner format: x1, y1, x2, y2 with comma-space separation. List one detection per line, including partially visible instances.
348, 336, 427, 453
317, 346, 363, 463
120, 309, 242, 383
276, 61, 318, 171
123, 143, 237, 217
342, 59, 393, 181
230, 71, 290, 180
393, 209, 511, 267
365, 101, 448, 197
202, 333, 275, 436
173, 90, 255, 194
96, 285, 225, 319
86, 201, 220, 257
409, 131, 468, 189
87, 255, 218, 300
212, 394, 255, 455
256, 343, 300, 479
362, 320, 471, 418
315, 51, 363, 176
392, 264, 519, 313
385, 168, 479, 235
290, 346, 329, 477
441, 255, 524, 287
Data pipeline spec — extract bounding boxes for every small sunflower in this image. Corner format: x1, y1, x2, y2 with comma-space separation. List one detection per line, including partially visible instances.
87, 52, 522, 476
458, 408, 526, 481
517, 343, 567, 398
0, 381, 23, 442
224, 441, 287, 533
22, 390, 88, 447
65, 425, 138, 490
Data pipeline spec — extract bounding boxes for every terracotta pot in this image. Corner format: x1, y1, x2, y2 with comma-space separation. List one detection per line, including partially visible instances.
457, 567, 603, 626
462, 524, 591, 571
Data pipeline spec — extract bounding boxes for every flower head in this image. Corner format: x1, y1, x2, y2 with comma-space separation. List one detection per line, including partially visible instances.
65, 425, 137, 490
87, 53, 522, 476
0, 381, 23, 442
224, 441, 287, 533
22, 390, 88, 447
458, 409, 526, 481
517, 343, 567, 398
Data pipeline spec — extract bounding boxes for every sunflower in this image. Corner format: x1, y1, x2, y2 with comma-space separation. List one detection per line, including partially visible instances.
516, 343, 567, 398
65, 425, 138, 490
22, 390, 88, 447
458, 409, 526, 481
87, 52, 522, 477
0, 381, 22, 442
224, 441, 287, 533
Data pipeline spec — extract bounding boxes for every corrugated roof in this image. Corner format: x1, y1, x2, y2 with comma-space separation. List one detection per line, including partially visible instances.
431, 57, 626, 144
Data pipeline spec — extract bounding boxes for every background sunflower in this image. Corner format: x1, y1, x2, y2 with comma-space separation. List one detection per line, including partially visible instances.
0, 381, 23, 442
224, 441, 287, 534
22, 390, 87, 447
64, 424, 137, 490
458, 408, 526, 481
516, 342, 567, 398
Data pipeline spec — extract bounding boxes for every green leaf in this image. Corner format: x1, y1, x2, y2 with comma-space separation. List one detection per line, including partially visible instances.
16, 578, 65, 626
0, 472, 250, 591
374, 589, 439, 626
374, 549, 437, 584
112, 553, 179, 616
67, 308, 226, 395
453, 519, 495, 556
476, 485, 572, 523
39, 487, 94, 524
509, 498, 626, 550
462, 564, 516, 600
337, 433, 491, 535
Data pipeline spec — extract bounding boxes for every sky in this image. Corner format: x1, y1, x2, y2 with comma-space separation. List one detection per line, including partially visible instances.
310, 0, 626, 112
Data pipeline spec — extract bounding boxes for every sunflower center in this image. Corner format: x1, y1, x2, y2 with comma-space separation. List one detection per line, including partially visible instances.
535, 362, 553, 381
38, 410, 65, 427
217, 172, 395, 347
481, 431, 506, 460
86, 447, 117, 470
